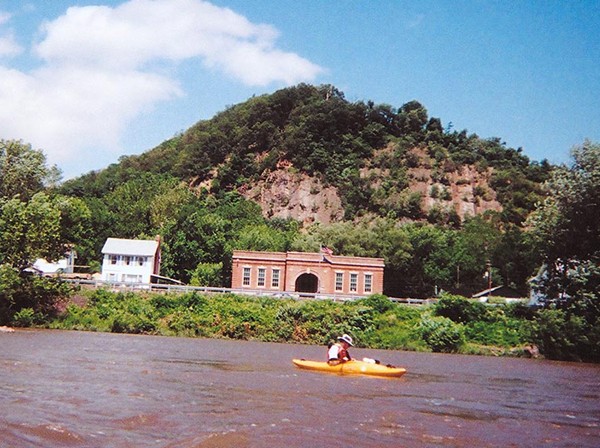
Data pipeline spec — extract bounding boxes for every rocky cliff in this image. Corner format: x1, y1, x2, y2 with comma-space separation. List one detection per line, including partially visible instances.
239, 146, 502, 225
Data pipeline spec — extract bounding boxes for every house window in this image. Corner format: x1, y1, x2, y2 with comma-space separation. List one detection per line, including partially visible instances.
350, 273, 358, 292
138, 257, 145, 266
110, 254, 118, 265
364, 273, 373, 293
124, 256, 131, 266
243, 267, 251, 286
272, 269, 280, 288
335, 272, 344, 292
124, 274, 142, 283
257, 268, 266, 287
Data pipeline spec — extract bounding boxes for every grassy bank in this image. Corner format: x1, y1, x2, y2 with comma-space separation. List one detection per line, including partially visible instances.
39, 290, 536, 357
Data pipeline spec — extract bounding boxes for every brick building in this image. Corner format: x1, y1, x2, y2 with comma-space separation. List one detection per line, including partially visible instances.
231, 250, 384, 296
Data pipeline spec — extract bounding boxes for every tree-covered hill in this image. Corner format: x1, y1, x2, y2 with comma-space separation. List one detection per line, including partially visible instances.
61, 84, 552, 226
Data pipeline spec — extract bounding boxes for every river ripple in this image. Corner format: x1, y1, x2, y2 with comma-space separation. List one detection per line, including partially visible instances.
1, 329, 599, 447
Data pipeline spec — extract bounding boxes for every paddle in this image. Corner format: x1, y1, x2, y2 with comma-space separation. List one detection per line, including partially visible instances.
362, 357, 396, 368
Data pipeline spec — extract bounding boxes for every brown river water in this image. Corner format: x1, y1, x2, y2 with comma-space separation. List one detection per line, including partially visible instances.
1, 329, 599, 448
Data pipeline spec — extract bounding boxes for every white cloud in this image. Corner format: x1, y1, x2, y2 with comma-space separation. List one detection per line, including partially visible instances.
0, 0, 323, 176
0, 11, 23, 57
0, 34, 21, 57
34, 0, 322, 80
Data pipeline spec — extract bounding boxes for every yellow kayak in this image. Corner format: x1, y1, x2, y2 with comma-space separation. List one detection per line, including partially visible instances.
292, 359, 406, 378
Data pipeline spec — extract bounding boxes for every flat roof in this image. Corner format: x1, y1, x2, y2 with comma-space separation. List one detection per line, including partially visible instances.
232, 250, 385, 268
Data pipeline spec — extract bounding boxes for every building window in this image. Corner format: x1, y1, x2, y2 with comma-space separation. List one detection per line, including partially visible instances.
272, 269, 280, 288
243, 267, 251, 286
364, 273, 373, 293
350, 273, 358, 292
257, 268, 266, 287
110, 254, 118, 265
124, 274, 142, 283
138, 257, 145, 266
124, 256, 131, 266
335, 272, 344, 292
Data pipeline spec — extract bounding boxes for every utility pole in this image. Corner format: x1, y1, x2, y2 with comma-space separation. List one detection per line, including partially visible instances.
456, 264, 460, 288
486, 259, 492, 297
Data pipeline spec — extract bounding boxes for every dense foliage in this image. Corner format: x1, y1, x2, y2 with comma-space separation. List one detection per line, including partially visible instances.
48, 290, 537, 357
61, 84, 549, 223
0, 140, 84, 324
525, 142, 600, 362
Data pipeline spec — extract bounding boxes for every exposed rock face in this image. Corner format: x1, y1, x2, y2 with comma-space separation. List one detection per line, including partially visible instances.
239, 146, 502, 224
413, 164, 503, 219
242, 170, 345, 226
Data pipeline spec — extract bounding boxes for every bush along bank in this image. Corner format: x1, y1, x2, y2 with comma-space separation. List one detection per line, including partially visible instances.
40, 290, 545, 357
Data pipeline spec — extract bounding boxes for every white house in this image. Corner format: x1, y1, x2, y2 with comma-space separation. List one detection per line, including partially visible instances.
101, 237, 161, 284
31, 251, 77, 275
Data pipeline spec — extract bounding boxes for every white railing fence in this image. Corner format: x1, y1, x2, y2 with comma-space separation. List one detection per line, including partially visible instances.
58, 278, 430, 305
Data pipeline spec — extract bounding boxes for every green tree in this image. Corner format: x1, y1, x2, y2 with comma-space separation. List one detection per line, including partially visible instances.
190, 262, 223, 287
398, 100, 428, 138
234, 223, 291, 252
0, 141, 87, 324
526, 141, 600, 362
0, 193, 89, 272
0, 139, 62, 200
528, 141, 599, 266
452, 215, 503, 291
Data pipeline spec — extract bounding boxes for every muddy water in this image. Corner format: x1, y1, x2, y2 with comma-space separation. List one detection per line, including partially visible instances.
1, 330, 599, 447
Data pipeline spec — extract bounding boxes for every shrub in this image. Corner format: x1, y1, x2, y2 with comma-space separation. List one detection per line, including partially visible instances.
434, 294, 490, 323
12, 307, 37, 327
166, 309, 203, 336
358, 294, 395, 313
363, 312, 425, 351
530, 308, 600, 362
274, 302, 306, 341
464, 320, 526, 347
149, 294, 183, 316
52, 305, 108, 332
0, 267, 72, 324
418, 314, 465, 352
111, 311, 157, 334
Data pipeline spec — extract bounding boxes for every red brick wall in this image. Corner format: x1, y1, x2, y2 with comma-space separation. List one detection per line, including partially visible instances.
231, 250, 384, 296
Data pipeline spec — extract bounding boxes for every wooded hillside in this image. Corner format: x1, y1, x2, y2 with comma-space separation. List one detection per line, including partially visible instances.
55, 83, 557, 297
64, 84, 551, 225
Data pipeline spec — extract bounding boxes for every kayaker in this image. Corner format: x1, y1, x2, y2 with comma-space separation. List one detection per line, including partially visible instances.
327, 334, 353, 365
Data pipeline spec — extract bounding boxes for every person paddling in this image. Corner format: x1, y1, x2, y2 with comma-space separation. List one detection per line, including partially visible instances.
327, 334, 353, 365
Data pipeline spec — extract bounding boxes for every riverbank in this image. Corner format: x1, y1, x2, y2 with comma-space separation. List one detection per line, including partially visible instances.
25, 289, 540, 358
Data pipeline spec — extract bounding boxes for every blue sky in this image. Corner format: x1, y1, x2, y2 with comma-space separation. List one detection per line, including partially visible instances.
1, 0, 598, 179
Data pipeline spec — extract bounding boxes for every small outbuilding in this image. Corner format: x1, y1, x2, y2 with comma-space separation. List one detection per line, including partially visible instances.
32, 251, 77, 276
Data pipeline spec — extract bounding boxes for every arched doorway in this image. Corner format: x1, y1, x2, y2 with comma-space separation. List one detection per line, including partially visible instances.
295, 273, 319, 294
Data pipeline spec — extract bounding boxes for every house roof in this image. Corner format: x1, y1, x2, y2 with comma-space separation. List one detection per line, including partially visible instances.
472, 285, 524, 299
102, 238, 159, 256
33, 258, 69, 274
